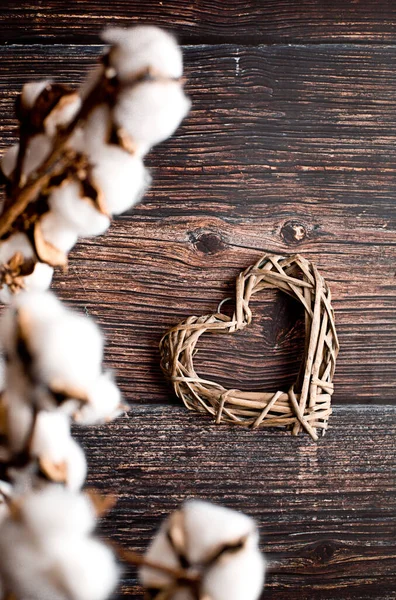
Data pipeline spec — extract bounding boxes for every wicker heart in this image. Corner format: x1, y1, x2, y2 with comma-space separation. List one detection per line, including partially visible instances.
160, 253, 339, 441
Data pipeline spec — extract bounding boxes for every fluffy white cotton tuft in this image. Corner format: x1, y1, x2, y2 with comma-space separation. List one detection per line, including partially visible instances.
102, 26, 183, 80
31, 411, 87, 490
49, 180, 110, 236
39, 210, 78, 253
27, 308, 103, 392
75, 372, 124, 425
1, 291, 104, 396
79, 104, 110, 151
1, 135, 53, 181
91, 147, 150, 215
20, 487, 96, 541
183, 500, 257, 565
113, 80, 190, 155
203, 544, 265, 600
21, 80, 51, 110
51, 537, 119, 600
0, 488, 116, 600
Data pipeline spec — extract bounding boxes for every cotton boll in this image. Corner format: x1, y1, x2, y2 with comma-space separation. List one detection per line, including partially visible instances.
203, 544, 265, 600
81, 104, 111, 151
49, 180, 110, 237
51, 537, 119, 600
0, 290, 64, 358
39, 211, 78, 253
21, 80, 51, 110
29, 311, 104, 393
76, 373, 124, 425
183, 500, 257, 565
113, 80, 190, 155
102, 26, 183, 81
91, 147, 150, 215
31, 411, 87, 490
21, 487, 96, 541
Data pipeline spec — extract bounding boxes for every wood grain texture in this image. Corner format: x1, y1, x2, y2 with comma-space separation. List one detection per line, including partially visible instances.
3, 0, 396, 45
74, 405, 396, 599
1, 44, 393, 403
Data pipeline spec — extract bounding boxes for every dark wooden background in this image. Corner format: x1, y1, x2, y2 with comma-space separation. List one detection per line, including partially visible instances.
1, 2, 395, 598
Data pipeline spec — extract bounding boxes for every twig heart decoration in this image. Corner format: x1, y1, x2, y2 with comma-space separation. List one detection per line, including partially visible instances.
160, 253, 339, 441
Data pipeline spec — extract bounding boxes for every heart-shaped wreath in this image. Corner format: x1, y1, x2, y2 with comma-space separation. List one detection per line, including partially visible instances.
160, 253, 339, 441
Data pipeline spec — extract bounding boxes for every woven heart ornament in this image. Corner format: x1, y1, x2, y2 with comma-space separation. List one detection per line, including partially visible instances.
160, 253, 339, 441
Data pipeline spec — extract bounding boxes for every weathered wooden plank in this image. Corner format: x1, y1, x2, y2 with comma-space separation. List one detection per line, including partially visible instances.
0, 44, 395, 403
3, 1, 396, 45
74, 405, 396, 599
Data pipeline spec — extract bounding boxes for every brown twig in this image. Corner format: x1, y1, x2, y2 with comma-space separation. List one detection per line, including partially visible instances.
112, 542, 200, 585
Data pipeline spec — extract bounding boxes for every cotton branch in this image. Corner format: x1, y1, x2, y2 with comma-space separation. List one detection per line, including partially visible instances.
0, 25, 190, 302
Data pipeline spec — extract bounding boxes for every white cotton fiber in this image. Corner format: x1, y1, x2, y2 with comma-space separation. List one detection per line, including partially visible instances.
30, 310, 104, 392
20, 487, 96, 541
102, 26, 183, 80
113, 80, 190, 155
51, 537, 119, 600
183, 500, 257, 565
49, 180, 110, 236
203, 544, 265, 600
91, 147, 150, 215
31, 411, 87, 490
39, 210, 78, 253
76, 372, 123, 425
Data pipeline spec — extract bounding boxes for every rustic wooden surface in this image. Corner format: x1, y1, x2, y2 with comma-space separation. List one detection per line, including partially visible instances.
1, 2, 395, 598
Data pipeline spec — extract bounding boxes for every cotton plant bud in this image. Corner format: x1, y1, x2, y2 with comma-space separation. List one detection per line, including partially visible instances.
48, 179, 110, 237
73, 372, 125, 425
140, 500, 266, 600
0, 232, 54, 304
102, 25, 184, 81
30, 411, 87, 490
0, 487, 118, 600
1, 133, 52, 181
113, 80, 191, 156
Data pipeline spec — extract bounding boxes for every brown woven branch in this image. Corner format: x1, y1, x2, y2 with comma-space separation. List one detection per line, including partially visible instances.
160, 253, 339, 441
